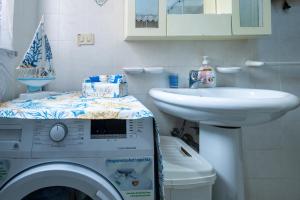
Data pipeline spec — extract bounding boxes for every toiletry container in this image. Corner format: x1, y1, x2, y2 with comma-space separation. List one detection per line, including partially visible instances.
168, 73, 179, 88
198, 56, 216, 88
160, 136, 216, 200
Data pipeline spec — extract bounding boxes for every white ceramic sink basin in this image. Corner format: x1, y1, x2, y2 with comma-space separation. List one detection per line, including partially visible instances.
149, 87, 300, 127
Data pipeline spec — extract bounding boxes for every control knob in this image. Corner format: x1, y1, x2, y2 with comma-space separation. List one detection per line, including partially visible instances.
49, 123, 68, 142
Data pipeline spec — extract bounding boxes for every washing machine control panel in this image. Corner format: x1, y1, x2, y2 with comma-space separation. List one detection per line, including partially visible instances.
33, 120, 85, 147
31, 118, 154, 158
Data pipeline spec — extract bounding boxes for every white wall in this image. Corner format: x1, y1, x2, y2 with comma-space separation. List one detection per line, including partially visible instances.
13, 0, 39, 59
12, 0, 39, 96
13, 0, 300, 199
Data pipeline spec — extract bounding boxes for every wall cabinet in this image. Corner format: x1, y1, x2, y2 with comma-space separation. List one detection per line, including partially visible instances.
124, 0, 167, 39
124, 0, 271, 40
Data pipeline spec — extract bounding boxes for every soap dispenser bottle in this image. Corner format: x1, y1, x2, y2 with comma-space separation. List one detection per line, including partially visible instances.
198, 56, 216, 88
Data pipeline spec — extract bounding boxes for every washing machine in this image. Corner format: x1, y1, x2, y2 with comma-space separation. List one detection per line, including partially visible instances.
0, 117, 156, 200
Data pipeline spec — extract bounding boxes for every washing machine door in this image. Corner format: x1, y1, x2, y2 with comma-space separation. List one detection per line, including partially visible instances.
0, 163, 123, 200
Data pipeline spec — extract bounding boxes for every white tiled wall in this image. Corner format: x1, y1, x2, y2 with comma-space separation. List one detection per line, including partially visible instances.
12, 0, 300, 199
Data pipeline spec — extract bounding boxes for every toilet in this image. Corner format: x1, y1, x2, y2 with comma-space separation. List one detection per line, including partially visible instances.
160, 136, 216, 200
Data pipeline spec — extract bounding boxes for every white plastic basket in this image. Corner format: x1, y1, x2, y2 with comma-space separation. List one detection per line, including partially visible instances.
160, 136, 216, 200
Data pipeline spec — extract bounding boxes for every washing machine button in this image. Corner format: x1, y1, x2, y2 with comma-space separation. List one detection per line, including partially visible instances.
49, 123, 68, 142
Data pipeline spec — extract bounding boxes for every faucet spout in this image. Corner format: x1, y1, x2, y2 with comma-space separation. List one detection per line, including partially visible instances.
189, 69, 216, 88
189, 70, 203, 88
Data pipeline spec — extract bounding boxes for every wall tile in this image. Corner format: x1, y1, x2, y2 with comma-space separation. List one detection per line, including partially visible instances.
38, 0, 59, 15
248, 66, 281, 90
247, 179, 286, 200
243, 119, 283, 150
281, 179, 300, 200
281, 150, 300, 179
248, 178, 300, 200
58, 14, 88, 42
44, 14, 60, 41
126, 73, 168, 95
279, 37, 300, 61
244, 150, 283, 178
280, 119, 300, 151
59, 0, 87, 15
280, 65, 300, 96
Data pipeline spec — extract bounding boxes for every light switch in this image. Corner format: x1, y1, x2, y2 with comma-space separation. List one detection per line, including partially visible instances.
77, 34, 85, 46
77, 33, 95, 46
86, 33, 95, 45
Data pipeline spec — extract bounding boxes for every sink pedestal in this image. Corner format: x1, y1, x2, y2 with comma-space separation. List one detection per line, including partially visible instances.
199, 124, 245, 200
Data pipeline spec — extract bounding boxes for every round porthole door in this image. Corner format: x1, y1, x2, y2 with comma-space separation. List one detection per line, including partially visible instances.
0, 163, 123, 200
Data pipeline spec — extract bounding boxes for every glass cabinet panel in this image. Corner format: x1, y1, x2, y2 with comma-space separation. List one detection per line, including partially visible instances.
232, 0, 271, 35
239, 0, 263, 27
135, 0, 159, 28
125, 0, 166, 39
167, 0, 205, 14
167, 0, 232, 15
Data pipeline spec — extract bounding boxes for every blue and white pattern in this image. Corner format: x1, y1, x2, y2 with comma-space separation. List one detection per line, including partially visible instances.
44, 35, 53, 68
0, 92, 164, 199
0, 92, 153, 119
16, 16, 55, 79
22, 31, 43, 67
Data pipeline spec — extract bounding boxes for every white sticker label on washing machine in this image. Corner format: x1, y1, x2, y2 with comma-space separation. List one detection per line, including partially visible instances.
106, 157, 154, 200
0, 160, 9, 181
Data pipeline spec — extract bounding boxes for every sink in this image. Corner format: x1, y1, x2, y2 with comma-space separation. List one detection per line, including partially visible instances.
150, 87, 300, 200
149, 87, 299, 127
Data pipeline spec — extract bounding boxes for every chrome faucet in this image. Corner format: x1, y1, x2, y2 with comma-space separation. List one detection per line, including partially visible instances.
189, 70, 204, 89
189, 69, 216, 88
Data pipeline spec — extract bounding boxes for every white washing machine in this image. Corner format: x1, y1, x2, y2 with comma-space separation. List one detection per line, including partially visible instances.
0, 118, 156, 200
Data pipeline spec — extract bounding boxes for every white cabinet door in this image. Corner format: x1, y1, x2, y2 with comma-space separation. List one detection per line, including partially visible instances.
166, 0, 232, 37
125, 0, 167, 40
167, 14, 232, 37
232, 0, 271, 35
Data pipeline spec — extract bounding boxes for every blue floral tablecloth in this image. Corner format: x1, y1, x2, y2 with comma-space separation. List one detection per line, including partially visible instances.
0, 92, 153, 120
0, 92, 164, 199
